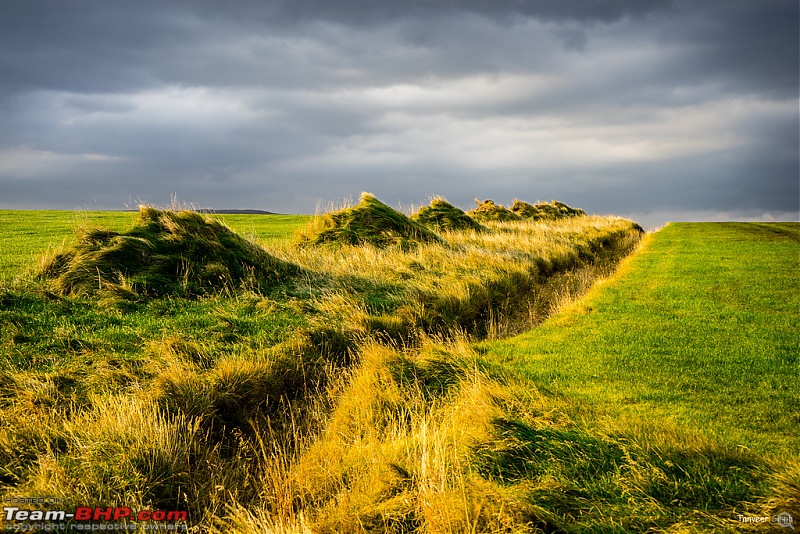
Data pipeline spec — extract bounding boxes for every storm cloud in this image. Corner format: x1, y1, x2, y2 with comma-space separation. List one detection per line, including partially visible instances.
0, 0, 797, 227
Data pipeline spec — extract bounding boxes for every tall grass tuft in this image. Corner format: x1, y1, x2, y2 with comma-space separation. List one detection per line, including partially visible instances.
411, 197, 485, 233
510, 199, 586, 221
37, 206, 301, 297
297, 193, 443, 248
467, 199, 521, 222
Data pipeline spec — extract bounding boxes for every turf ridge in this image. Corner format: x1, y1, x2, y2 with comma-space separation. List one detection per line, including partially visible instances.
467, 199, 521, 222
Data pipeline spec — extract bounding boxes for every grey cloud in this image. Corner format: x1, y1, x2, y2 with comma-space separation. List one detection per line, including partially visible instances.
61, 95, 138, 115
0, 0, 796, 224
0, 3, 188, 95
0, 0, 672, 97
649, 0, 798, 100
195, 0, 674, 27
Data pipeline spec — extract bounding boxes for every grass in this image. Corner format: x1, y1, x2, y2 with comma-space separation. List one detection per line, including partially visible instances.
2, 204, 794, 532
0, 210, 310, 280
510, 200, 587, 221
37, 207, 302, 297
483, 222, 799, 456
411, 197, 485, 233
467, 199, 521, 222
477, 222, 800, 529
0, 210, 138, 279
297, 193, 442, 248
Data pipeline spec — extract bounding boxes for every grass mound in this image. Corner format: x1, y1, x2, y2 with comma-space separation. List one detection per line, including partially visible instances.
298, 192, 443, 248
511, 199, 587, 220
467, 199, 522, 222
411, 197, 484, 232
38, 206, 300, 297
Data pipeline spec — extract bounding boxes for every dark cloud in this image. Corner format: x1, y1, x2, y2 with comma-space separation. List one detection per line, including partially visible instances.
195, 0, 675, 27
649, 0, 798, 100
0, 0, 796, 224
0, 0, 671, 95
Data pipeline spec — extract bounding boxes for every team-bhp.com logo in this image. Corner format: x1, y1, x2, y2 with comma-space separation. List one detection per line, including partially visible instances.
3, 505, 188, 531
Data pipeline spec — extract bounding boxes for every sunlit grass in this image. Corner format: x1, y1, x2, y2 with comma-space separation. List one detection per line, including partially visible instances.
471, 222, 800, 530
482, 223, 800, 456
8, 210, 791, 531
0, 210, 311, 280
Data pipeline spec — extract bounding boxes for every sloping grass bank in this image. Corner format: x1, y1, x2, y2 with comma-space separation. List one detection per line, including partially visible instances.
476, 222, 800, 530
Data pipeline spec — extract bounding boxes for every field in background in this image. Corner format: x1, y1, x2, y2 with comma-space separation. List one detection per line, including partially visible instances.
0, 211, 797, 533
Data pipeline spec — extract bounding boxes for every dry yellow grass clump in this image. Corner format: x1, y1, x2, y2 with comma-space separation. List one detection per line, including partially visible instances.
412, 197, 485, 233
208, 338, 561, 533
37, 206, 301, 297
297, 193, 443, 248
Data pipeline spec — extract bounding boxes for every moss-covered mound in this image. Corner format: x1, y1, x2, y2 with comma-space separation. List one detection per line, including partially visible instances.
298, 193, 443, 248
411, 197, 484, 233
38, 207, 300, 297
467, 199, 522, 222
511, 199, 587, 220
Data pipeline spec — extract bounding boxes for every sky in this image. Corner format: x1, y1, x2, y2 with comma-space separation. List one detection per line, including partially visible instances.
1, 0, 797, 228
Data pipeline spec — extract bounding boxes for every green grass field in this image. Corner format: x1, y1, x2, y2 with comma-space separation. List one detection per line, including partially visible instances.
483, 222, 799, 456
0, 210, 797, 533
476, 222, 800, 530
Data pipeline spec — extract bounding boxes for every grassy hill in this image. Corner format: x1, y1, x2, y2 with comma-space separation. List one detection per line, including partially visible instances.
0, 208, 796, 532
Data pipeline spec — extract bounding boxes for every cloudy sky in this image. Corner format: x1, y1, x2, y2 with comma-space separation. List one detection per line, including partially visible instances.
1, 0, 797, 227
